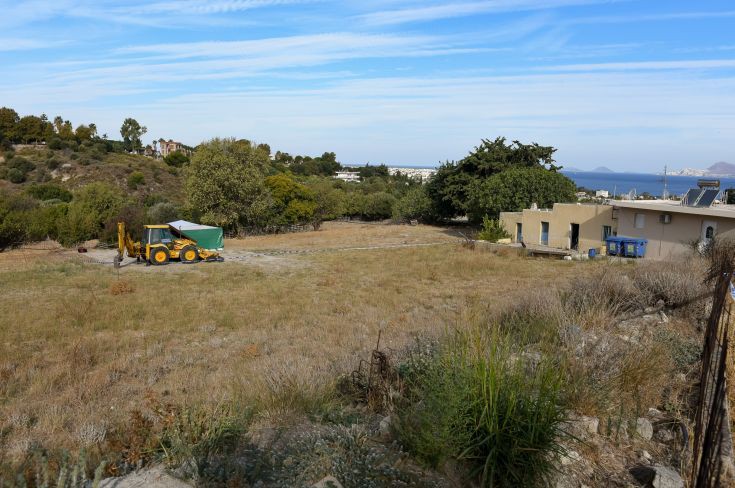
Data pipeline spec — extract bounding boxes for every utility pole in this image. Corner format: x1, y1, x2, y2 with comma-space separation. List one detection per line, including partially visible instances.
662, 165, 669, 200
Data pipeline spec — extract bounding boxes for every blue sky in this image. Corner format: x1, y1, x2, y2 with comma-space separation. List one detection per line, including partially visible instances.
1, 0, 733, 171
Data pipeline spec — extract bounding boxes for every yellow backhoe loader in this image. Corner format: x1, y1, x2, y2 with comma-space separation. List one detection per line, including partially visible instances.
115, 222, 223, 266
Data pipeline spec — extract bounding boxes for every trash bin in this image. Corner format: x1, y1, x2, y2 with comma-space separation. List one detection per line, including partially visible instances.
605, 236, 624, 256
588, 248, 597, 258
621, 238, 647, 258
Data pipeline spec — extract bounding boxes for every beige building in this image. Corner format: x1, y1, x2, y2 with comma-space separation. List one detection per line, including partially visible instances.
611, 200, 735, 259
157, 139, 192, 158
500, 203, 614, 252
500, 197, 735, 260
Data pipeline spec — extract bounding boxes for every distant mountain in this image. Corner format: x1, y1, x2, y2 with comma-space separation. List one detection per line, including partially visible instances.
592, 166, 614, 173
670, 161, 735, 177
562, 166, 584, 172
707, 161, 735, 175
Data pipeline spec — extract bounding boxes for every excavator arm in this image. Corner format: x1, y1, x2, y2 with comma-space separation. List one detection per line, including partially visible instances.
116, 222, 138, 261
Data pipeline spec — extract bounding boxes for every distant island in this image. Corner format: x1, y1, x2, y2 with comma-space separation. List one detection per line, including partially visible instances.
669, 161, 735, 177
562, 166, 614, 173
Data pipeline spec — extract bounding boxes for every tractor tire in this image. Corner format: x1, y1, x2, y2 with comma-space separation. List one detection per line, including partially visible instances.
180, 245, 199, 264
150, 247, 170, 265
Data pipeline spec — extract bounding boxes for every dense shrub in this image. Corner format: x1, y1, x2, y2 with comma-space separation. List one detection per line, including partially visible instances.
26, 184, 73, 202
102, 204, 146, 243
46, 157, 62, 170
57, 183, 125, 246
477, 216, 510, 242
0, 192, 68, 248
127, 171, 145, 189
6, 168, 26, 183
7, 156, 35, 173
48, 137, 63, 150
164, 150, 190, 167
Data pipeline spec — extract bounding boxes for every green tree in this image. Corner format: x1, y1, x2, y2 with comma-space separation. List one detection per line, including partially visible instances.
466, 167, 576, 221
305, 178, 347, 228
120, 118, 147, 152
0, 107, 20, 142
357, 163, 389, 179
74, 124, 96, 141
164, 150, 190, 167
17, 115, 47, 143
362, 192, 396, 220
52, 117, 75, 140
427, 137, 572, 222
185, 138, 272, 230
392, 185, 433, 223
264, 173, 316, 225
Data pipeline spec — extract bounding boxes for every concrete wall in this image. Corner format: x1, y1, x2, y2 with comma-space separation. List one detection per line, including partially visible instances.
500, 204, 614, 251
615, 207, 735, 259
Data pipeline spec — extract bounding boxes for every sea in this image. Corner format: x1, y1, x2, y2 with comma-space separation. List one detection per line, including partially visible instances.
561, 171, 735, 198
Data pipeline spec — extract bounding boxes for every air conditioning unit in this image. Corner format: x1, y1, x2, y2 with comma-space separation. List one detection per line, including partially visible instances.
660, 213, 672, 224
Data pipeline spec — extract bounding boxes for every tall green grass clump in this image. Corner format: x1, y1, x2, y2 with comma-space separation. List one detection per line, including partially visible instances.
396, 329, 567, 487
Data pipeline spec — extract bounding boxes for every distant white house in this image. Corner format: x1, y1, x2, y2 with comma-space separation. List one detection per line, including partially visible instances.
596, 190, 609, 198
335, 171, 360, 182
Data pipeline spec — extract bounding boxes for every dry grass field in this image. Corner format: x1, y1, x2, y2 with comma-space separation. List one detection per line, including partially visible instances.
0, 222, 592, 466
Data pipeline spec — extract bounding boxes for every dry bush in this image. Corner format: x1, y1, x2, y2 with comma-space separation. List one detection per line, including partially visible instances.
633, 259, 708, 313
109, 280, 134, 296
562, 335, 674, 419
562, 267, 640, 328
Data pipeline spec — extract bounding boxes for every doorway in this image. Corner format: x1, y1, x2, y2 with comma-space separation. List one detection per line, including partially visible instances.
516, 223, 523, 243
570, 223, 580, 250
701, 220, 717, 246
540, 222, 549, 245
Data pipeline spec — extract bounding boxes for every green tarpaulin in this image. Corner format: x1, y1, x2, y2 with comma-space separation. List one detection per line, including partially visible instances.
168, 220, 224, 250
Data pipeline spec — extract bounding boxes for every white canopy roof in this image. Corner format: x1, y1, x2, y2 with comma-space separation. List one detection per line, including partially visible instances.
167, 220, 219, 230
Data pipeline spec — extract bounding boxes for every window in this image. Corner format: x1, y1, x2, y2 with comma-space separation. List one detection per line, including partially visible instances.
634, 213, 645, 229
602, 225, 612, 240
706, 226, 715, 239
540, 221, 549, 245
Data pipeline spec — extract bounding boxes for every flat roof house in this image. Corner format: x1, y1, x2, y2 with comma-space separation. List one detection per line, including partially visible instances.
610, 199, 735, 259
500, 203, 614, 253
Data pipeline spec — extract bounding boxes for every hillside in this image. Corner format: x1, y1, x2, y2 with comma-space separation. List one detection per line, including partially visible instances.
670, 161, 735, 177
0, 145, 185, 204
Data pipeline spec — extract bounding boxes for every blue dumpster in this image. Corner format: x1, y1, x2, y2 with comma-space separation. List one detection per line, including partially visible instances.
588, 248, 597, 258
621, 237, 647, 258
605, 236, 625, 256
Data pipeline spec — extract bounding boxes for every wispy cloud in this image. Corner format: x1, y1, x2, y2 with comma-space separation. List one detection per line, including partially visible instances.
567, 10, 735, 25
0, 38, 66, 51
139, 0, 320, 15
540, 59, 735, 72
358, 0, 614, 26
